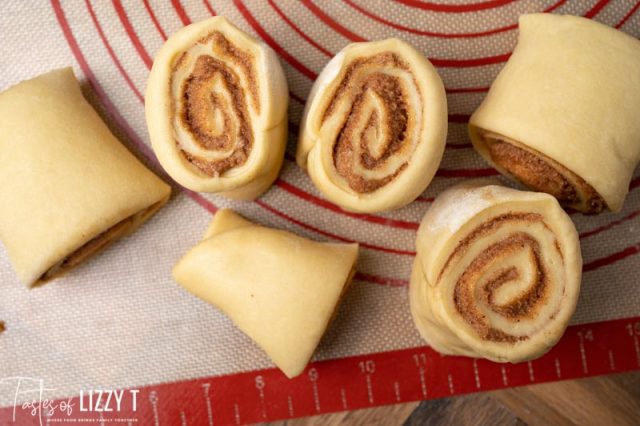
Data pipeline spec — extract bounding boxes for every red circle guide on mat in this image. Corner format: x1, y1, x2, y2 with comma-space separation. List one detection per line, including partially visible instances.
2, 0, 640, 425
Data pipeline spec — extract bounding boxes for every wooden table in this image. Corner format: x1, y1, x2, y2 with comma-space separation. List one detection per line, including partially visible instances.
270, 372, 640, 425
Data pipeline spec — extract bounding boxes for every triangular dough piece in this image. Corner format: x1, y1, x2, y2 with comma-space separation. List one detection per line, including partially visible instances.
173, 209, 359, 378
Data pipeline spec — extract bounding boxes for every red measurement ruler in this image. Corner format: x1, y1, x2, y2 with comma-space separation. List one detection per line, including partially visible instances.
2, 316, 639, 425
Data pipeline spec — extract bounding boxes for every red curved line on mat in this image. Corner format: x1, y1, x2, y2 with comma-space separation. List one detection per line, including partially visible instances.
446, 87, 489, 94
52, 0, 217, 216
96, 0, 640, 259
87, 0, 143, 102
266, 0, 492, 95
268, 0, 333, 57
580, 208, 640, 239
233, 0, 318, 79
416, 196, 434, 202
113, 0, 153, 69
343, 0, 568, 38
203, 0, 216, 16
448, 143, 473, 149
616, 0, 640, 28
276, 180, 420, 230
299, 0, 611, 67
394, 0, 514, 13
171, 0, 191, 26
299, 0, 508, 67
436, 168, 498, 178
583, 243, 640, 272
143, 0, 167, 41
355, 272, 408, 287
75, 0, 417, 261
584, 0, 610, 18
255, 200, 416, 255
60, 0, 640, 275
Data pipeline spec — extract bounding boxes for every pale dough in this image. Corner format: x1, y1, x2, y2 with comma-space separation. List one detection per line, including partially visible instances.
470, 14, 640, 212
173, 209, 359, 378
297, 38, 447, 213
0, 68, 171, 287
146, 16, 288, 200
410, 180, 582, 362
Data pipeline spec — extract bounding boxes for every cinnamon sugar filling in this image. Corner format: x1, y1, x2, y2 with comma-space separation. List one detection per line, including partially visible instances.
484, 136, 606, 213
324, 53, 418, 193
440, 213, 562, 343
37, 201, 165, 285
173, 32, 257, 177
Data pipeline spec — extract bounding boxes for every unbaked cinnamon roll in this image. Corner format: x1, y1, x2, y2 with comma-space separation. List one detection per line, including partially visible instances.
173, 209, 359, 378
470, 14, 640, 213
410, 180, 582, 362
146, 16, 288, 200
0, 68, 171, 287
297, 38, 447, 213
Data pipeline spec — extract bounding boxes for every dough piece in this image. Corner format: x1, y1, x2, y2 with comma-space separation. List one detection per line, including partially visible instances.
173, 209, 359, 378
146, 16, 288, 200
469, 14, 640, 213
0, 68, 171, 287
297, 38, 447, 213
410, 180, 582, 362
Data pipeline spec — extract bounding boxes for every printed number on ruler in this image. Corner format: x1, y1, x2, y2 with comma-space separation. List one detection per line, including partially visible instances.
626, 322, 640, 335
358, 360, 375, 374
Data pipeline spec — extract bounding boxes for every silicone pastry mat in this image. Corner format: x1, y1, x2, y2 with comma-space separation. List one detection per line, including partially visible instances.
1, 1, 639, 424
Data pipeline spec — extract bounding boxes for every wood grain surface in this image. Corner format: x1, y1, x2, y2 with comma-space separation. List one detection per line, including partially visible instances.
268, 372, 640, 426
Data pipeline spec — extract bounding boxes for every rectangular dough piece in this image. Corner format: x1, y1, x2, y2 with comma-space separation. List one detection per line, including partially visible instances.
0, 68, 171, 287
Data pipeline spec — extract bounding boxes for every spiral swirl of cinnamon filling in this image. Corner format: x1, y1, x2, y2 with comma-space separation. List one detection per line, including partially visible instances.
147, 16, 288, 199
443, 213, 560, 344
324, 53, 418, 193
171, 32, 258, 177
410, 182, 581, 362
297, 39, 447, 213
479, 131, 606, 214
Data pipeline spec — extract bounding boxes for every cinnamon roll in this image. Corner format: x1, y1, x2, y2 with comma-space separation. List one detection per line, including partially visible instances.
470, 14, 640, 213
173, 209, 359, 378
297, 38, 447, 213
146, 16, 288, 200
0, 68, 171, 287
410, 180, 582, 362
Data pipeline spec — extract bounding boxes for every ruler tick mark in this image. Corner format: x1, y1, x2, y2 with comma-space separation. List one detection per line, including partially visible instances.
340, 387, 348, 410
233, 403, 240, 425
418, 367, 427, 398
312, 381, 321, 412
393, 381, 401, 402
149, 391, 160, 426
555, 358, 562, 378
579, 334, 589, 374
287, 396, 294, 417
255, 376, 267, 419
202, 383, 214, 426
365, 374, 374, 404
527, 361, 535, 382
501, 366, 508, 386
608, 350, 616, 371
447, 374, 454, 394
473, 359, 481, 389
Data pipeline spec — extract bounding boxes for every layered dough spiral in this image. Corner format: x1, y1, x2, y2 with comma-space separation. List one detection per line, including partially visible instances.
146, 16, 288, 200
410, 181, 582, 362
173, 209, 359, 378
470, 14, 640, 213
297, 38, 447, 213
0, 68, 171, 287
